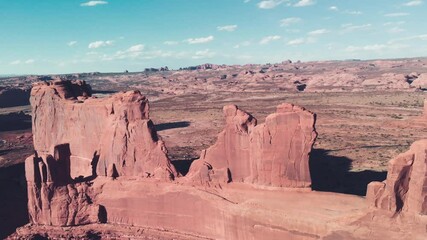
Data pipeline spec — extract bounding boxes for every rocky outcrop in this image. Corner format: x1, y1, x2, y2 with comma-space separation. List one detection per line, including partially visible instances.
30, 80, 176, 180
366, 139, 427, 215
186, 103, 317, 188
25, 145, 101, 226
26, 80, 176, 226
424, 99, 427, 119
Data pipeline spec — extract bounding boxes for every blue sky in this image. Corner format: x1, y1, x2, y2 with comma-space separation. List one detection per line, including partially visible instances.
1, 0, 426, 74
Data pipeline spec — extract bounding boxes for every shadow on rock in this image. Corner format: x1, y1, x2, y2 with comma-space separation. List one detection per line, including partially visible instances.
171, 158, 197, 177
0, 163, 29, 239
155, 121, 190, 132
309, 149, 387, 196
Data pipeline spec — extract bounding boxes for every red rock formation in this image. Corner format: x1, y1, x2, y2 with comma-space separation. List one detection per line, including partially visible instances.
30, 80, 176, 180
366, 139, 427, 215
424, 99, 427, 119
186, 103, 317, 188
26, 80, 176, 226
25, 145, 101, 226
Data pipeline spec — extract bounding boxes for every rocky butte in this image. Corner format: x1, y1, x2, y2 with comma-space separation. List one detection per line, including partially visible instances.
186, 104, 317, 188
14, 80, 427, 239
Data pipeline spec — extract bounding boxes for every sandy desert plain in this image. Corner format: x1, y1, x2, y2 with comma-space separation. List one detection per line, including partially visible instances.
0, 58, 427, 239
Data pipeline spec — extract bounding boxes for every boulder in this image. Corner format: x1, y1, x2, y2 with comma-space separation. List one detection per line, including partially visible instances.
186, 103, 317, 188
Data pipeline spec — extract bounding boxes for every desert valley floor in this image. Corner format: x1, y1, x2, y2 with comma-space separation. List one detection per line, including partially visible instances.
0, 58, 426, 239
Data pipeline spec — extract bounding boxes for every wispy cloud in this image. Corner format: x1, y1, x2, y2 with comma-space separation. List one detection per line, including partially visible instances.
102, 44, 145, 60
163, 41, 179, 45
280, 17, 301, 27
329, 6, 338, 11
260, 35, 281, 44
185, 36, 214, 44
258, 0, 284, 9
345, 43, 407, 52
294, 0, 315, 7
81, 1, 108, 7
10, 59, 35, 65
403, 0, 423, 6
344, 10, 363, 15
192, 49, 216, 59
308, 29, 329, 35
388, 34, 427, 43
234, 41, 251, 48
88, 40, 113, 49
388, 27, 405, 33
67, 41, 77, 47
384, 12, 410, 17
287, 37, 315, 45
341, 23, 372, 32
217, 25, 238, 32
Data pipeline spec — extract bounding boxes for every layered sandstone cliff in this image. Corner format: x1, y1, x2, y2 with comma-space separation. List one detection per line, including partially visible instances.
26, 80, 176, 226
366, 139, 427, 215
30, 80, 176, 180
186, 103, 317, 188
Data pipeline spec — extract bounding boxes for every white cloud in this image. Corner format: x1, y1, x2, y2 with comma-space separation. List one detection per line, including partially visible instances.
258, 0, 284, 9
234, 41, 251, 48
344, 10, 363, 15
127, 44, 144, 52
192, 49, 216, 59
25, 59, 35, 64
383, 21, 405, 26
217, 25, 238, 32
294, 0, 315, 7
102, 44, 145, 60
185, 36, 214, 44
259, 35, 281, 45
164, 41, 179, 45
388, 27, 405, 33
10, 60, 21, 65
384, 12, 410, 17
81, 1, 108, 7
308, 29, 329, 35
329, 6, 338, 11
403, 0, 423, 6
287, 37, 315, 45
345, 43, 407, 52
280, 17, 301, 27
67, 41, 77, 47
388, 34, 427, 43
88, 40, 114, 49
341, 23, 372, 32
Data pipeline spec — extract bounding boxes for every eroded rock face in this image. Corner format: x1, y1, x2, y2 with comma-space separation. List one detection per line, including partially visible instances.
366, 139, 427, 215
25, 144, 101, 226
30, 80, 176, 180
26, 80, 177, 226
186, 103, 317, 188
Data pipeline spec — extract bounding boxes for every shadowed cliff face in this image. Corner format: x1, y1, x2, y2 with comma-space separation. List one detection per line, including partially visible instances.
0, 163, 28, 239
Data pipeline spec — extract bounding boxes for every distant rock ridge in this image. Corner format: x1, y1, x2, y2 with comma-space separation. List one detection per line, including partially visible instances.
185, 103, 317, 188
